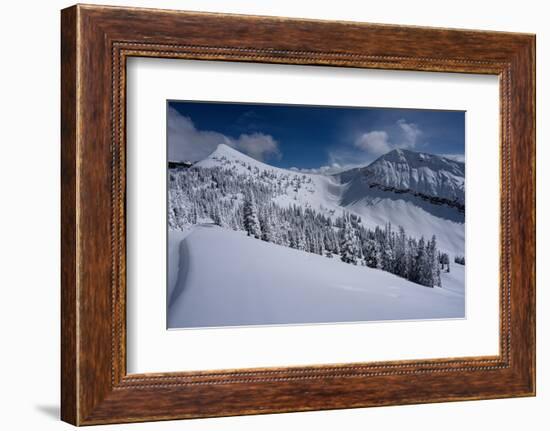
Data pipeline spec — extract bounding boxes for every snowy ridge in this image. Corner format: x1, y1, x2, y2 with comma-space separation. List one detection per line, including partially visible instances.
195, 143, 286, 174
340, 149, 465, 206
193, 143, 346, 216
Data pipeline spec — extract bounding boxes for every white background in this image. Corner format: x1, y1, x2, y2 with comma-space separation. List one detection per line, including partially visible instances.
127, 59, 499, 373
0, 0, 547, 430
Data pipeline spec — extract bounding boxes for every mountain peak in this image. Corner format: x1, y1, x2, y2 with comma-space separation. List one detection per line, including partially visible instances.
377, 148, 409, 163
212, 143, 241, 156
349, 148, 466, 206
206, 143, 257, 162
373, 149, 464, 176
215, 142, 234, 151
195, 142, 276, 172
379, 148, 430, 160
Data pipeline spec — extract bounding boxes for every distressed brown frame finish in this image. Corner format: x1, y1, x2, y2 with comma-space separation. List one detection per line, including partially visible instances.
61, 4, 535, 426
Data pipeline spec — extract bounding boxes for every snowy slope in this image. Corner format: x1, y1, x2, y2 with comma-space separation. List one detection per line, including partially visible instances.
167, 225, 465, 329
344, 194, 464, 256
194, 143, 347, 215
183, 144, 465, 255
334, 149, 465, 255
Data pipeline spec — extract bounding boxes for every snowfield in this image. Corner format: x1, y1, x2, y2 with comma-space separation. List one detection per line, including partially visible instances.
167, 226, 465, 329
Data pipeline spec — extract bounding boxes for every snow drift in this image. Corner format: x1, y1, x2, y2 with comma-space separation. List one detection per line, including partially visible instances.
167, 225, 465, 329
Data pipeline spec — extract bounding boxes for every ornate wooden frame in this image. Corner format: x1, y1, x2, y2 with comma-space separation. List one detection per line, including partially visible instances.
61, 4, 536, 425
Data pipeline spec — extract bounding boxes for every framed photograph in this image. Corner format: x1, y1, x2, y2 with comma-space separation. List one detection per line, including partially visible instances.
61, 4, 536, 425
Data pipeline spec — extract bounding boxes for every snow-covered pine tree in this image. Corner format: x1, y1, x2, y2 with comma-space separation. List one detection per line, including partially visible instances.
323, 231, 333, 258
259, 209, 273, 242
363, 237, 378, 268
393, 226, 408, 278
340, 215, 360, 265
210, 205, 222, 226
381, 235, 394, 272
288, 231, 297, 249
407, 238, 419, 282
374, 239, 383, 270
243, 192, 261, 239
415, 237, 432, 287
305, 227, 315, 253
189, 203, 198, 224
315, 230, 324, 255
439, 252, 450, 273
269, 208, 283, 245
332, 232, 340, 256
428, 235, 441, 287
296, 229, 306, 251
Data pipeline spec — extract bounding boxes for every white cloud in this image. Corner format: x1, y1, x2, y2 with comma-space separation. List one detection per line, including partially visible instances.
235, 133, 280, 162
354, 130, 391, 156
289, 163, 344, 175
397, 118, 422, 147
352, 119, 423, 160
168, 107, 280, 162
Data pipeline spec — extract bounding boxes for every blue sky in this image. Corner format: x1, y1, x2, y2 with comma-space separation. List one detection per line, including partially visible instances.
168, 101, 465, 172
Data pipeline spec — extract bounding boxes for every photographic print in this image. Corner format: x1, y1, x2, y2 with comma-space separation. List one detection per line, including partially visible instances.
167, 101, 465, 329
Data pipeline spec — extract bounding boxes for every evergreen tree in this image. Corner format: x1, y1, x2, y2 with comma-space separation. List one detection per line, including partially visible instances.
243, 193, 261, 239
415, 237, 431, 286
297, 229, 306, 251
259, 209, 273, 242
439, 252, 450, 273
340, 217, 360, 265
189, 203, 198, 224
381, 236, 394, 272
374, 240, 383, 270
394, 226, 408, 278
210, 205, 222, 226
363, 238, 378, 268
315, 231, 324, 255
427, 235, 441, 287
289, 231, 298, 249
407, 238, 419, 282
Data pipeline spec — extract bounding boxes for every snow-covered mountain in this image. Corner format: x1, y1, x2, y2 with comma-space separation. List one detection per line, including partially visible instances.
337, 149, 464, 210
195, 143, 283, 172
192, 143, 347, 216
194, 145, 465, 211
171, 143, 465, 255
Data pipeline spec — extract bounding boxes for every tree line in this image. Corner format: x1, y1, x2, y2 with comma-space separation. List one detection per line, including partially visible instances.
169, 165, 444, 287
